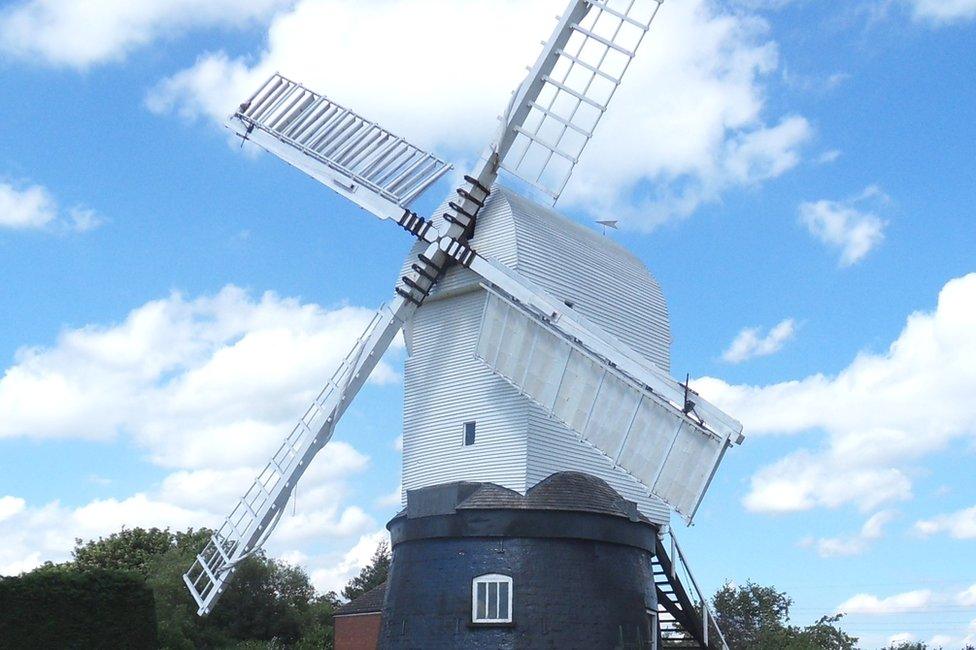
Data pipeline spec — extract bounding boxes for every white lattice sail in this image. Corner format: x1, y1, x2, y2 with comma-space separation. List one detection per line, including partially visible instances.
497, 0, 663, 200
228, 73, 452, 220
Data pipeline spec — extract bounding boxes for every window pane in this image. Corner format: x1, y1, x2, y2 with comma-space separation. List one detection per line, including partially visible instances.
488, 582, 498, 619
476, 582, 487, 620
498, 582, 509, 620
464, 422, 476, 446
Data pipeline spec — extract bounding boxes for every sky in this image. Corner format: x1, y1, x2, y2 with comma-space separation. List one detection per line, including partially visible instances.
0, 0, 974, 646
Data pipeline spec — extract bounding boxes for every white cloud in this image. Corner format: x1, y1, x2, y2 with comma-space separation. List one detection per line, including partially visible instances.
958, 584, 976, 606
695, 273, 976, 514
0, 181, 102, 233
742, 453, 911, 513
308, 529, 389, 595
817, 149, 842, 164
0, 285, 400, 467
147, 0, 810, 229
0, 437, 376, 576
376, 485, 403, 509
837, 590, 933, 615
0, 496, 26, 522
799, 186, 888, 266
0, 181, 103, 233
809, 510, 896, 557
0, 286, 397, 581
906, 0, 976, 24
887, 632, 917, 645
915, 505, 976, 540
722, 318, 796, 363
0, 0, 292, 68
0, 182, 56, 229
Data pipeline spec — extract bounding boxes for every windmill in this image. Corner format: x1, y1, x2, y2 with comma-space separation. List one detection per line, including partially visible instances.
183, 1, 744, 647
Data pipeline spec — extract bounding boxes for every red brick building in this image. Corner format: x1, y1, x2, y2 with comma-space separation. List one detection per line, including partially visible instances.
333, 583, 386, 650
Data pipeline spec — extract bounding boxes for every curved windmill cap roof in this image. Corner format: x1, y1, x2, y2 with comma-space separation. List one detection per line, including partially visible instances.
457, 471, 650, 523
408, 185, 672, 370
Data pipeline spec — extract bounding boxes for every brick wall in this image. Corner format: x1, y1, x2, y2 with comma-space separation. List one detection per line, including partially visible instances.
334, 612, 382, 650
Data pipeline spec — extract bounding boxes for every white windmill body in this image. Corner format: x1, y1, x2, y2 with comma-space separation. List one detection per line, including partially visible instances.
178, 1, 746, 647
400, 187, 673, 524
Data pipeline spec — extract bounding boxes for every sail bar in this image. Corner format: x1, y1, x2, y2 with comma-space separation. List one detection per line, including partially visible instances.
496, 0, 663, 201
474, 288, 732, 523
227, 74, 452, 220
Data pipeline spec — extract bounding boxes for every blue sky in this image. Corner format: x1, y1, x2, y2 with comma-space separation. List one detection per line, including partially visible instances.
0, 0, 974, 646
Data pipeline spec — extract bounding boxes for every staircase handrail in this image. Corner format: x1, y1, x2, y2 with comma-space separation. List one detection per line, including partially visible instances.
665, 529, 730, 650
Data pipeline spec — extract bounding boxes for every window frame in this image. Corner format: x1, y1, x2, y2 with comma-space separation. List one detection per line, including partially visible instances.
471, 573, 513, 624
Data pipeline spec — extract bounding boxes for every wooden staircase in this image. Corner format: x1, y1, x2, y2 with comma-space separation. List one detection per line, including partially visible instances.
653, 531, 729, 650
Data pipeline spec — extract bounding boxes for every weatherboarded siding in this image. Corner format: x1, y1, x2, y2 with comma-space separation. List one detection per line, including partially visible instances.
401, 187, 672, 523
402, 288, 529, 498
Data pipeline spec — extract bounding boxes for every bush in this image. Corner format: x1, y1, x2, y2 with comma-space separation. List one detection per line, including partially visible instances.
0, 565, 157, 649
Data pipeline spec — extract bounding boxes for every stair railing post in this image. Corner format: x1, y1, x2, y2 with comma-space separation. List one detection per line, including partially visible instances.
670, 531, 676, 580
703, 607, 708, 646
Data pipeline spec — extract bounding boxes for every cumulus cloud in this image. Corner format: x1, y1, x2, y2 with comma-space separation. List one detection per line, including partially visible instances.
722, 318, 796, 363
0, 443, 375, 578
0, 286, 399, 581
837, 589, 933, 615
308, 529, 390, 594
835, 584, 976, 646
806, 510, 896, 557
888, 632, 917, 645
0, 181, 101, 232
958, 585, 976, 607
915, 506, 976, 540
0, 496, 26, 523
799, 186, 888, 266
0, 285, 400, 467
0, 0, 292, 68
146, 0, 811, 229
695, 273, 976, 514
906, 0, 976, 24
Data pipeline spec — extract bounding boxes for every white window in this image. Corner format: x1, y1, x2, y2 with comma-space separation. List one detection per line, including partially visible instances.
647, 609, 658, 650
472, 574, 512, 623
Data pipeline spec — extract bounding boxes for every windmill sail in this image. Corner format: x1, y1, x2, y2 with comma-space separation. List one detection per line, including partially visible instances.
183, 298, 411, 615
494, 0, 663, 200
473, 288, 736, 522
228, 74, 452, 221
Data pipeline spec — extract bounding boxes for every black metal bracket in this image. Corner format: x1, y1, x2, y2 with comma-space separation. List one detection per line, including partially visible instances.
456, 187, 485, 208
443, 212, 470, 229
418, 254, 444, 275
464, 175, 491, 196
401, 276, 427, 294
397, 210, 432, 240
411, 263, 437, 282
395, 286, 422, 306
448, 201, 476, 220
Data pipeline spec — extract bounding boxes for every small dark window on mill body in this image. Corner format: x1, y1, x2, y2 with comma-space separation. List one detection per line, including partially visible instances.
464, 421, 476, 446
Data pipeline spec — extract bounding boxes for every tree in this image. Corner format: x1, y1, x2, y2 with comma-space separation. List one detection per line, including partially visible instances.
206, 555, 315, 645
712, 581, 857, 650
342, 541, 390, 602
68, 526, 333, 649
713, 581, 792, 648
73, 527, 177, 577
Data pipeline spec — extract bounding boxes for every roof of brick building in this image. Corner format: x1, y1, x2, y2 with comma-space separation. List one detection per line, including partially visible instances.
334, 582, 387, 616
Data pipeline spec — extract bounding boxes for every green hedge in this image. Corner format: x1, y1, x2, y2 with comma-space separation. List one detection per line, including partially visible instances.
0, 567, 158, 649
